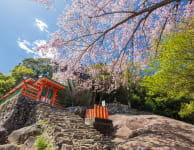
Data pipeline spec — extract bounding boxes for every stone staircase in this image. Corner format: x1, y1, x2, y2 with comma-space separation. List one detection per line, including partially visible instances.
44, 107, 113, 150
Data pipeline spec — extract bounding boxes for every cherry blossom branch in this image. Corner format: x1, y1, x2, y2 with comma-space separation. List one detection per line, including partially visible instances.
76, 0, 180, 61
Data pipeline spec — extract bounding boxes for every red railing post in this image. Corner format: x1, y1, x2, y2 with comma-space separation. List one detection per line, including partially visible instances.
89, 109, 92, 119
103, 107, 106, 119
100, 106, 103, 118
94, 104, 97, 118
105, 107, 109, 119
97, 105, 99, 118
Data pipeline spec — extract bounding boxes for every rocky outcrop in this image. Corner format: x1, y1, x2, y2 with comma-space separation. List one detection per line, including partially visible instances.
0, 95, 41, 133
110, 114, 194, 150
8, 124, 42, 144
0, 95, 114, 149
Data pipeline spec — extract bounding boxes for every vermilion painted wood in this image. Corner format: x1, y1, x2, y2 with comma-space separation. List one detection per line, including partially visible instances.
103, 107, 106, 119
85, 105, 109, 120
94, 104, 97, 118
97, 105, 100, 118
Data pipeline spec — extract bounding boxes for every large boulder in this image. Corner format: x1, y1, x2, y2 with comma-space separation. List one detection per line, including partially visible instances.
8, 124, 42, 144
110, 114, 194, 150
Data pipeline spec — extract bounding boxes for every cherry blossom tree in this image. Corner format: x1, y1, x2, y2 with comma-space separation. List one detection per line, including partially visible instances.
33, 0, 193, 91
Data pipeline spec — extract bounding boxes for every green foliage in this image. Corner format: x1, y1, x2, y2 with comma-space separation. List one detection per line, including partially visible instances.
11, 65, 35, 83
36, 137, 51, 150
22, 58, 53, 78
0, 73, 16, 98
36, 137, 47, 150
143, 19, 194, 99
141, 19, 194, 124
179, 100, 194, 122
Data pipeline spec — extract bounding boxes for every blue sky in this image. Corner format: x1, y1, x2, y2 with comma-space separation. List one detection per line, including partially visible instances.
0, 0, 65, 74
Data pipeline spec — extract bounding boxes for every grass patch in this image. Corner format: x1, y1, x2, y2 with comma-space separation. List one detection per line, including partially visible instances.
50, 123, 55, 127
36, 136, 52, 150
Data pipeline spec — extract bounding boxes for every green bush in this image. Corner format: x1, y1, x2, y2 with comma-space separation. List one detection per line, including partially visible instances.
179, 101, 194, 124
130, 94, 144, 110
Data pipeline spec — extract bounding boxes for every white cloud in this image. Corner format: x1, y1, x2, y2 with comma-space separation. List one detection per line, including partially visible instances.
35, 18, 48, 32
17, 39, 34, 53
17, 38, 57, 59
33, 40, 47, 47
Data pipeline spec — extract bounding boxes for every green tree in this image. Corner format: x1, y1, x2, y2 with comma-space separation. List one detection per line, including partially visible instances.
142, 18, 194, 122
22, 58, 53, 78
0, 73, 16, 98
143, 19, 194, 99
11, 65, 35, 83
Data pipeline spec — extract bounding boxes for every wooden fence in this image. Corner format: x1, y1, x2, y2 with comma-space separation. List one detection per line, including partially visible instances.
85, 104, 109, 119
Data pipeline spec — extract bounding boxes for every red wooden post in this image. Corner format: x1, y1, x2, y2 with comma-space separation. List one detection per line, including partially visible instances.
45, 87, 50, 103
36, 83, 44, 100
100, 106, 103, 118
52, 89, 58, 105
97, 105, 100, 118
94, 104, 97, 118
103, 107, 106, 119
90, 109, 92, 119
105, 107, 109, 119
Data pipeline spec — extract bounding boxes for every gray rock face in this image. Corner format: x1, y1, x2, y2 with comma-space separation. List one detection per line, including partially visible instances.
8, 125, 42, 144
107, 103, 131, 115
0, 95, 40, 133
65, 106, 87, 118
0, 95, 114, 149
24, 136, 37, 149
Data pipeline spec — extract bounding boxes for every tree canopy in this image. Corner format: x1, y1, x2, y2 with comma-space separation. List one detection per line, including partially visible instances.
11, 65, 35, 84
0, 73, 15, 98
22, 58, 53, 78
142, 18, 194, 99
